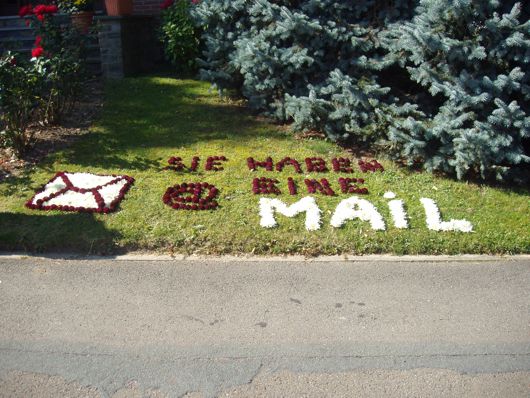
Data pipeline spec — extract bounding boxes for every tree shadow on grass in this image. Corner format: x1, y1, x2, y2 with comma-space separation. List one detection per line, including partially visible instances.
1, 175, 33, 197
60, 78, 289, 170
0, 212, 123, 255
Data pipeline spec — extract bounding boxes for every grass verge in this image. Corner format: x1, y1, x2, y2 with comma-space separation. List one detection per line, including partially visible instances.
1, 77, 529, 255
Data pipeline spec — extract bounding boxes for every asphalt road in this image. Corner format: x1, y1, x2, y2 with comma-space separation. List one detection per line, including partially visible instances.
0, 256, 529, 397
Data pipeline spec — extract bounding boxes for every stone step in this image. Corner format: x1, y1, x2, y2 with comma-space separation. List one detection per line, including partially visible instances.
0, 16, 26, 28
0, 27, 34, 41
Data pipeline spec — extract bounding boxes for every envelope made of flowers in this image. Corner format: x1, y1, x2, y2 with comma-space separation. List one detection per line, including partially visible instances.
26, 172, 134, 213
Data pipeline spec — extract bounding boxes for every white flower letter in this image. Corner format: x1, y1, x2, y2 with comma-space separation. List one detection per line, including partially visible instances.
259, 196, 322, 231
420, 198, 473, 233
330, 196, 386, 230
384, 192, 408, 229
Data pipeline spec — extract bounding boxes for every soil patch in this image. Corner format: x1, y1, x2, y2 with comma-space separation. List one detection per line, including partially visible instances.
0, 78, 103, 182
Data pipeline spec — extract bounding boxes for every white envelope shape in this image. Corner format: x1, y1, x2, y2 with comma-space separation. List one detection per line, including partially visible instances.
26, 172, 134, 213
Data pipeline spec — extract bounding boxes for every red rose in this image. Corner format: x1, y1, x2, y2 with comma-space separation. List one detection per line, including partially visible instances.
18, 4, 33, 17
34, 35, 43, 46
31, 46, 44, 58
33, 4, 47, 15
45, 4, 58, 13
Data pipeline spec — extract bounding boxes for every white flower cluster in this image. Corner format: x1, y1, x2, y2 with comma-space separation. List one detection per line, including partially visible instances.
420, 198, 473, 233
384, 191, 408, 229
259, 196, 321, 231
258, 193, 472, 233
29, 172, 130, 211
330, 196, 386, 230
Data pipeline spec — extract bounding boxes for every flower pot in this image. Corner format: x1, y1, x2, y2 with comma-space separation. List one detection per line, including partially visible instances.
105, 0, 134, 16
71, 11, 94, 34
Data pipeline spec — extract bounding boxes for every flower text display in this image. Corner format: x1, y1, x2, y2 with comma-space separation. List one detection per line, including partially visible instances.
260, 193, 472, 232
25, 155, 473, 235
161, 155, 473, 232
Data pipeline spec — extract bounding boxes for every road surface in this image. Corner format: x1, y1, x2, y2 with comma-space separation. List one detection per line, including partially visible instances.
0, 256, 529, 397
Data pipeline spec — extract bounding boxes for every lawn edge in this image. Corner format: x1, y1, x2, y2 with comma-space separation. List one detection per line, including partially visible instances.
1, 252, 529, 263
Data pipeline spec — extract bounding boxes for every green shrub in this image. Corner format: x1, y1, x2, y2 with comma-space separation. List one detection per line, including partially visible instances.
25, 7, 87, 124
160, 0, 200, 72
0, 52, 43, 156
0, 4, 87, 156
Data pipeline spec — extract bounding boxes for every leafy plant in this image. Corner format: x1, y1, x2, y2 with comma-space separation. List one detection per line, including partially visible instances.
56, 0, 95, 13
0, 4, 88, 156
24, 4, 88, 124
159, 0, 200, 72
0, 53, 43, 156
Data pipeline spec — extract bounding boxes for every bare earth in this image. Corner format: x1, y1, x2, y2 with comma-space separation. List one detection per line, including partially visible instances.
0, 79, 102, 182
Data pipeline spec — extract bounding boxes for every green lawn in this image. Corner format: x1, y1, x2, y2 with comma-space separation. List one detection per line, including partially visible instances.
1, 76, 529, 255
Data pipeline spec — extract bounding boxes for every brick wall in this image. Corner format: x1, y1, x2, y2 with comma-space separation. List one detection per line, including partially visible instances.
133, 0, 163, 15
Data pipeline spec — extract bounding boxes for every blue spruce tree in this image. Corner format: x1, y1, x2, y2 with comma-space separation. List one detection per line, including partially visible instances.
191, 0, 529, 184
192, 0, 417, 141
387, 0, 529, 183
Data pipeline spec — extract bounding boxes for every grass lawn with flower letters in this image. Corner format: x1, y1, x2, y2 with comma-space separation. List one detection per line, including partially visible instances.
0, 76, 529, 255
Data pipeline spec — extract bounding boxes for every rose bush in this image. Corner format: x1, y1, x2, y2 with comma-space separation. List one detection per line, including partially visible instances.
23, 3, 88, 124
1, 3, 87, 156
0, 52, 43, 155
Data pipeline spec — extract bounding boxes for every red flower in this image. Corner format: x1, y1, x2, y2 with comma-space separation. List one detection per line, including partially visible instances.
304, 178, 335, 196
287, 177, 297, 195
305, 157, 328, 172
165, 156, 201, 172
358, 159, 384, 173
252, 177, 281, 195
338, 178, 368, 194
34, 35, 43, 46
247, 157, 273, 171
45, 4, 58, 13
32, 3, 58, 18
276, 157, 302, 173
163, 182, 219, 210
18, 4, 33, 17
332, 157, 353, 173
205, 155, 227, 171
160, 0, 174, 9
31, 46, 44, 58
33, 4, 47, 15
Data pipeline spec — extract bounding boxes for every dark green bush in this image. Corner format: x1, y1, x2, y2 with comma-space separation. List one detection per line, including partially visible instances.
160, 0, 200, 72
0, 52, 42, 156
